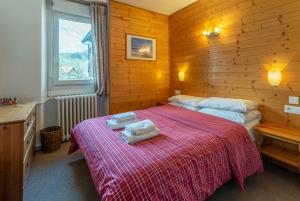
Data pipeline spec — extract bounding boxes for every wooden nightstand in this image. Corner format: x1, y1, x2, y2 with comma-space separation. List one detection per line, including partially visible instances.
157, 101, 169, 106
255, 122, 300, 174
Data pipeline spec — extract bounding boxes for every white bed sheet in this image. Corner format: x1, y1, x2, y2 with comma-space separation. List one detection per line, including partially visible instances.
243, 118, 260, 141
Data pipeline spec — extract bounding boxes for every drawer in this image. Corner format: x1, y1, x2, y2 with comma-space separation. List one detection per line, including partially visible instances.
31, 108, 36, 120
24, 122, 35, 156
23, 137, 35, 184
23, 115, 31, 134
23, 108, 35, 134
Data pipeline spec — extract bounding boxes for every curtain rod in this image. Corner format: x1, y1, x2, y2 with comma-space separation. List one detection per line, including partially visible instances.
66, 0, 108, 7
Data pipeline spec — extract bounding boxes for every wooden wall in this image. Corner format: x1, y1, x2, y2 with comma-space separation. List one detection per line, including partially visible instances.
170, 0, 300, 128
109, 0, 170, 114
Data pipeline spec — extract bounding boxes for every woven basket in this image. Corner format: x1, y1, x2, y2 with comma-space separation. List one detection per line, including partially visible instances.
40, 126, 62, 153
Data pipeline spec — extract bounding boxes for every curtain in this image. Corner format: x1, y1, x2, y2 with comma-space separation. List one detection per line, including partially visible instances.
90, 2, 108, 95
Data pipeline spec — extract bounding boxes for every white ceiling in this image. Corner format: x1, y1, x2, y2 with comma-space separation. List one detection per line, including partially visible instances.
114, 0, 198, 15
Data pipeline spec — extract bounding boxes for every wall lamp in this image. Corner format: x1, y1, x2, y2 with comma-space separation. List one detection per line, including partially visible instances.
203, 27, 221, 37
268, 69, 282, 87
179, 72, 185, 82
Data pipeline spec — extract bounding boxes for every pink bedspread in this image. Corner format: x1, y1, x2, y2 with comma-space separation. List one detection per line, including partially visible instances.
69, 105, 263, 201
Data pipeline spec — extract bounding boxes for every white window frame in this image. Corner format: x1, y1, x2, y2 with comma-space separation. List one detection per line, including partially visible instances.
47, 2, 95, 97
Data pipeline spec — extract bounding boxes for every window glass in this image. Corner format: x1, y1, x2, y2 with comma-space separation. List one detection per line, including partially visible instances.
58, 18, 93, 81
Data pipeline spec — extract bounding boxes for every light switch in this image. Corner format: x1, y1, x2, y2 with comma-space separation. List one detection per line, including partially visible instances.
284, 105, 300, 115
288, 96, 299, 105
175, 90, 181, 95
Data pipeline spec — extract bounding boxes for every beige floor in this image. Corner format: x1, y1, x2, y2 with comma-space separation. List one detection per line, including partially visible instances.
24, 143, 300, 201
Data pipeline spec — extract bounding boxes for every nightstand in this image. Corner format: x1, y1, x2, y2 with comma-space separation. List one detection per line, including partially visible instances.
157, 101, 169, 106
255, 122, 300, 174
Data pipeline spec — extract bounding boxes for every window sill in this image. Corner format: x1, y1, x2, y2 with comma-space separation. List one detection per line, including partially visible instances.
48, 85, 95, 97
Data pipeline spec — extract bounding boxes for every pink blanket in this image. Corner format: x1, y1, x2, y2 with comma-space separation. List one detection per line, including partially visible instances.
69, 105, 263, 201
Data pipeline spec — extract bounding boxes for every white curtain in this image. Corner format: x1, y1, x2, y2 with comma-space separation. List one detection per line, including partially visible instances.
90, 2, 108, 95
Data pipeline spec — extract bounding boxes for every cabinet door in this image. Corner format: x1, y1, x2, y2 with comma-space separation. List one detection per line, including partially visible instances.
0, 123, 23, 201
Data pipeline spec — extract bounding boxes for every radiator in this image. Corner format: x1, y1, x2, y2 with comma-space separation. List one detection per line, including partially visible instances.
56, 94, 98, 141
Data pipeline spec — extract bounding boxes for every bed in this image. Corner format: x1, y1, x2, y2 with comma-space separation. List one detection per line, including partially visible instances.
69, 105, 263, 201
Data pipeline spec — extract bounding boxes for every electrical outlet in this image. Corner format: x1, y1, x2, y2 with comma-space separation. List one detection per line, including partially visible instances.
288, 96, 299, 105
175, 90, 181, 95
284, 105, 300, 115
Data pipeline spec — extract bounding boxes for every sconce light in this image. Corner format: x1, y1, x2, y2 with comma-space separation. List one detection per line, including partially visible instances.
268, 69, 282, 86
179, 72, 185, 82
203, 26, 221, 37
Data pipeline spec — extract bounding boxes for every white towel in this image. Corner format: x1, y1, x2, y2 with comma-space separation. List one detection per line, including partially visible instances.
111, 112, 136, 123
106, 119, 139, 130
120, 127, 161, 144
125, 119, 156, 136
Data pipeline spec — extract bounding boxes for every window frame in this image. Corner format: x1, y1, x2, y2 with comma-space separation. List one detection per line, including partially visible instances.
48, 9, 95, 96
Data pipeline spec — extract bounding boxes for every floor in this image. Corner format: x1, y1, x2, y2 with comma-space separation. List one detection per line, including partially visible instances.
24, 143, 300, 201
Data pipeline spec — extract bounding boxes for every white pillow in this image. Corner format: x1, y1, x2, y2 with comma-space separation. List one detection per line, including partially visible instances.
198, 108, 261, 124
168, 95, 205, 107
168, 102, 184, 107
182, 104, 199, 111
198, 97, 258, 112
168, 102, 199, 111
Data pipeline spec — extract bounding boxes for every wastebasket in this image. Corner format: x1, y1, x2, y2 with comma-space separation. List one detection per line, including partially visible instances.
40, 126, 62, 153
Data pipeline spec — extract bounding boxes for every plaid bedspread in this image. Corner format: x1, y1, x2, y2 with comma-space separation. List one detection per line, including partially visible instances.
69, 105, 263, 201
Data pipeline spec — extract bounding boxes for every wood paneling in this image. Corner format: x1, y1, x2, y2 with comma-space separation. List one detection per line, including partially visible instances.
170, 0, 300, 128
109, 0, 170, 114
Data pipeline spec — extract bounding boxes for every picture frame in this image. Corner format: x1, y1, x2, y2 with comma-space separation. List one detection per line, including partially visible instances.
126, 34, 157, 61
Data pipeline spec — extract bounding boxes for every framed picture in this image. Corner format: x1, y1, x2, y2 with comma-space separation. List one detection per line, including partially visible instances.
126, 34, 156, 61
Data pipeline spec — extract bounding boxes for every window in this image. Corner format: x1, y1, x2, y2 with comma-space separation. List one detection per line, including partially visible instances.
53, 13, 93, 85
57, 17, 93, 82
48, 1, 95, 96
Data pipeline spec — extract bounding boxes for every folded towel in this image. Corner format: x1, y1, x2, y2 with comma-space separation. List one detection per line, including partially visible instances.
125, 119, 156, 136
111, 112, 136, 123
120, 127, 160, 144
106, 119, 139, 130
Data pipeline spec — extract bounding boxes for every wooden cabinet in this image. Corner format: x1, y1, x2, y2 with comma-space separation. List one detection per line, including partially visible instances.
255, 122, 300, 174
0, 102, 36, 201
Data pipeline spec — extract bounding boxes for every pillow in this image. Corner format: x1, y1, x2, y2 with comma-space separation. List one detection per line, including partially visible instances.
198, 108, 261, 124
168, 102, 184, 107
182, 104, 199, 111
168, 102, 199, 111
168, 95, 205, 107
198, 97, 258, 112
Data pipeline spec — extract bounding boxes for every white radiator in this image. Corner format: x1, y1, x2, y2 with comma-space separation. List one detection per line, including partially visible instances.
56, 94, 98, 141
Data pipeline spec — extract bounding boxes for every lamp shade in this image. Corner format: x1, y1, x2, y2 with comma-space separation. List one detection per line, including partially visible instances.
268, 69, 281, 86
179, 72, 185, 82
203, 26, 221, 37
214, 27, 221, 33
